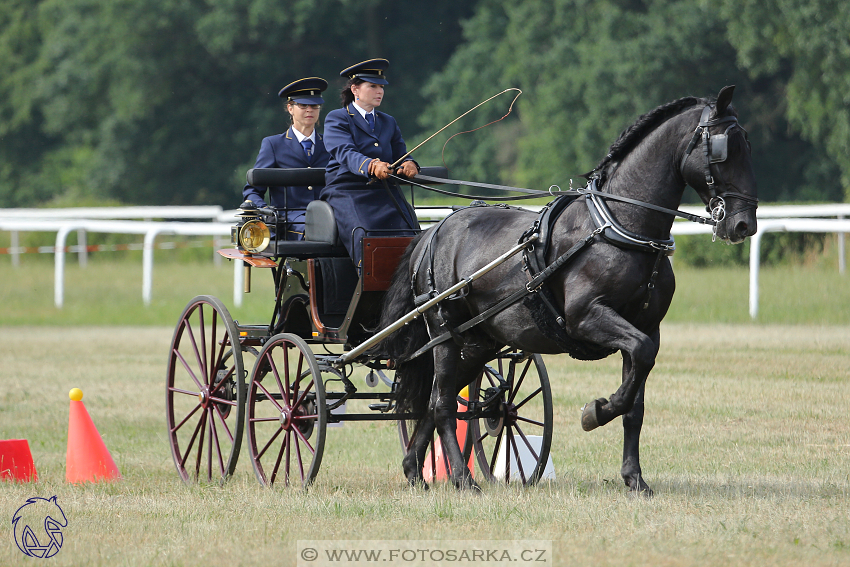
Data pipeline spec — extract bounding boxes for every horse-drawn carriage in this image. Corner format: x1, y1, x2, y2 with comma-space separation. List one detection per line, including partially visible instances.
165, 165, 553, 488
166, 86, 758, 494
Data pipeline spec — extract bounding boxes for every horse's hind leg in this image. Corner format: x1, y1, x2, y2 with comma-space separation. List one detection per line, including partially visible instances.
402, 407, 437, 489
431, 342, 490, 491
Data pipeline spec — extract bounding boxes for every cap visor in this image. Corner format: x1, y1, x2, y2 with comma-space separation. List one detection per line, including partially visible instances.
290, 96, 325, 104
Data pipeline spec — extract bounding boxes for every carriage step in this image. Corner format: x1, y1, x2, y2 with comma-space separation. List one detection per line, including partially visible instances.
368, 402, 392, 412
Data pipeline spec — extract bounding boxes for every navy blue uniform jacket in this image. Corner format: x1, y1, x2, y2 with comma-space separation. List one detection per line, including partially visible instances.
321, 105, 419, 267
243, 126, 329, 240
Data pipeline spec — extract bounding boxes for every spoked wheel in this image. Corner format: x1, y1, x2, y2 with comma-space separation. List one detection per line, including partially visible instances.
463, 351, 552, 485
166, 295, 247, 484
246, 333, 327, 487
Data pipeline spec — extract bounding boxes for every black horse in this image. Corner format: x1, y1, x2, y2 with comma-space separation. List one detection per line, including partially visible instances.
380, 86, 758, 494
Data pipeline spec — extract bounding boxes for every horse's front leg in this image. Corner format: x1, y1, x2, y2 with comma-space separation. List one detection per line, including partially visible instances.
622, 378, 652, 496
619, 327, 657, 495
580, 334, 657, 431
564, 304, 659, 431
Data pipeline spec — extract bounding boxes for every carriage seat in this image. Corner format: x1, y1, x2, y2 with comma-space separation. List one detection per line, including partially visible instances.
305, 200, 340, 246
267, 200, 347, 258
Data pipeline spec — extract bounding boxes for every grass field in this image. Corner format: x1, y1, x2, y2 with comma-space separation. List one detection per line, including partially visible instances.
2, 255, 850, 326
1, 259, 849, 566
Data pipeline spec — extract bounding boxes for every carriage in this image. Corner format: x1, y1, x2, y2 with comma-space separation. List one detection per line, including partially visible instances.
165, 166, 553, 487
166, 86, 758, 494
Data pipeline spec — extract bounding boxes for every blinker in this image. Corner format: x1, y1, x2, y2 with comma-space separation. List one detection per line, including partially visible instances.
709, 133, 728, 163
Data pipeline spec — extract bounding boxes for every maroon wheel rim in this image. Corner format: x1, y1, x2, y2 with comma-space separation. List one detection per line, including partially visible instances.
246, 333, 326, 487
166, 296, 245, 483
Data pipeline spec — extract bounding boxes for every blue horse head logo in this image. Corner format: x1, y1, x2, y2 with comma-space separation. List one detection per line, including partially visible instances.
12, 496, 68, 558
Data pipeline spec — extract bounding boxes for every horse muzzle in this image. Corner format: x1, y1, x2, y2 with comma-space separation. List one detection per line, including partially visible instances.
716, 209, 757, 244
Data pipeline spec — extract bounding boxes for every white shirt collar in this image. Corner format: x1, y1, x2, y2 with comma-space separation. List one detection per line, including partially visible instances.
290, 126, 316, 144
351, 101, 373, 121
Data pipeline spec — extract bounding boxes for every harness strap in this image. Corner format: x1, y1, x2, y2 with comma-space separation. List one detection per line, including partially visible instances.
380, 178, 419, 231
406, 228, 599, 361
396, 173, 724, 226
390, 174, 548, 202
412, 202, 492, 307
412, 173, 546, 195
580, 180, 716, 225
586, 192, 676, 254
642, 250, 665, 310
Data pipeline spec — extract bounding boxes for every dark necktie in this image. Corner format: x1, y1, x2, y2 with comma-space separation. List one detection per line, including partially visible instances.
301, 139, 313, 158
365, 113, 375, 132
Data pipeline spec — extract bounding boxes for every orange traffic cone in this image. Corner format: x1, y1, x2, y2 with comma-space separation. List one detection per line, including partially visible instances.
0, 439, 37, 482
423, 387, 475, 482
65, 388, 121, 484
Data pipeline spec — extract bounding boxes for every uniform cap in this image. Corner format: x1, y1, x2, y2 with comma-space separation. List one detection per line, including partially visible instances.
278, 77, 328, 104
339, 58, 389, 85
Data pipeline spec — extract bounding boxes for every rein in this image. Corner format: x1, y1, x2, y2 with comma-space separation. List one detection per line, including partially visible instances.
398, 173, 720, 226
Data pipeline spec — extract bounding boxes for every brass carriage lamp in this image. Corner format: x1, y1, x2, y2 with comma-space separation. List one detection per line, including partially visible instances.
235, 200, 271, 254
234, 200, 272, 294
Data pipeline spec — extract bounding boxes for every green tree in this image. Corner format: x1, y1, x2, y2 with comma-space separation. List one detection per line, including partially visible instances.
0, 0, 474, 207
415, 0, 844, 202
719, 0, 850, 200
0, 0, 57, 206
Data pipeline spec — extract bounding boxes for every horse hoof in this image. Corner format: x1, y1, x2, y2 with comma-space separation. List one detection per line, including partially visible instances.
628, 486, 654, 499
457, 479, 483, 493
407, 477, 429, 491
581, 398, 606, 431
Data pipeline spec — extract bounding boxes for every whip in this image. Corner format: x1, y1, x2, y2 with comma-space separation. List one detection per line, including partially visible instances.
389, 88, 523, 169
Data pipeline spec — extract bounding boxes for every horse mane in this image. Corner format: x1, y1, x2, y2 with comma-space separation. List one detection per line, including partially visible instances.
585, 96, 710, 180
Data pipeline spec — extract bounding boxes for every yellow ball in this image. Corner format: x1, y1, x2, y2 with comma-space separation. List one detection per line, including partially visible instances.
69, 388, 84, 401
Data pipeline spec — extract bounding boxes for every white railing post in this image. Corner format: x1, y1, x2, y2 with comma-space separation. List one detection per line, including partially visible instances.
143, 228, 164, 306
54, 226, 75, 308
10, 230, 20, 267
838, 215, 845, 275
748, 228, 764, 320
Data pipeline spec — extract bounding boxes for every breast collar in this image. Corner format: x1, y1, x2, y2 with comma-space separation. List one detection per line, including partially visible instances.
583, 180, 676, 255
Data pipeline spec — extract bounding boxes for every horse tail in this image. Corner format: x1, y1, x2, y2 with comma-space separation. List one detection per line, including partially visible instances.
377, 231, 433, 417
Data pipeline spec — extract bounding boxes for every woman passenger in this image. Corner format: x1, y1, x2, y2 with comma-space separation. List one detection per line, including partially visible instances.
243, 77, 330, 240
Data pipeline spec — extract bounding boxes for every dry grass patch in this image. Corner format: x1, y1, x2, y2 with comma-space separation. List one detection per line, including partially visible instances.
1, 324, 848, 566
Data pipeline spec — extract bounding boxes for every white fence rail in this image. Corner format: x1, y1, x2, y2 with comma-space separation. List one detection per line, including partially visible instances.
1, 205, 847, 318
0, 218, 236, 307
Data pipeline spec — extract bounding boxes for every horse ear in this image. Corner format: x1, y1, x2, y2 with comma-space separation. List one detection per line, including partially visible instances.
715, 85, 735, 116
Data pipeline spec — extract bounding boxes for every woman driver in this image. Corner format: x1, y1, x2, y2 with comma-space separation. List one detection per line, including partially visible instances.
320, 59, 420, 270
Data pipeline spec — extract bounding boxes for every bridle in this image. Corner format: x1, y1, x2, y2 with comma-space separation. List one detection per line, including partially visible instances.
680, 105, 759, 240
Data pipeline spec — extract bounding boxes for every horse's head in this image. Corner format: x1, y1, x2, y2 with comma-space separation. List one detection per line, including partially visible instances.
680, 85, 758, 244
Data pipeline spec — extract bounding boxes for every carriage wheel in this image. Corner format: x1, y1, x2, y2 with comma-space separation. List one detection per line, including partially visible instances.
166, 295, 246, 484
246, 333, 327, 487
463, 352, 553, 485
